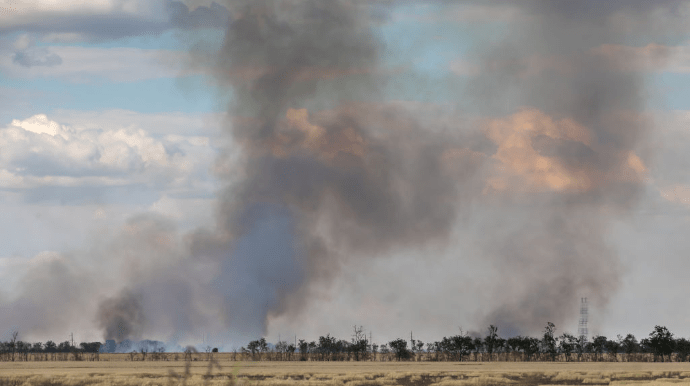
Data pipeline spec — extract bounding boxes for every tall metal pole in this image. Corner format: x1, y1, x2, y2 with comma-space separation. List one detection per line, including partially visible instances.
578, 297, 588, 343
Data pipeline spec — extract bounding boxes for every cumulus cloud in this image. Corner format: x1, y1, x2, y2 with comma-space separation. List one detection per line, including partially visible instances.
0, 114, 216, 197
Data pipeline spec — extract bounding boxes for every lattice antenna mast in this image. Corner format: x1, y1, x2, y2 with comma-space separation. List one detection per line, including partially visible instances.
578, 297, 588, 343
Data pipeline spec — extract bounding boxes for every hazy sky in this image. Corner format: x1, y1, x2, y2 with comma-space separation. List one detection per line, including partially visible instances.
1, 0, 690, 349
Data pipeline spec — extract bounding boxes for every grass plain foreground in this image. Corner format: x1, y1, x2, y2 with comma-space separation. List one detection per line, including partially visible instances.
4, 356, 690, 386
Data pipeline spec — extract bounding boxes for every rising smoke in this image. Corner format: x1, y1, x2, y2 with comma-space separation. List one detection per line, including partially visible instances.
465, 0, 655, 335
97, 290, 145, 343
0, 0, 668, 345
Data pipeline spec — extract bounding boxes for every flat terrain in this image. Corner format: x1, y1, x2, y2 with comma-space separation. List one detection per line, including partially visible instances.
3, 357, 690, 385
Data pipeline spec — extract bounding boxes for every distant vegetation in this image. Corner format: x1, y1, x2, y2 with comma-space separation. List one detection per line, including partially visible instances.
2, 324, 689, 362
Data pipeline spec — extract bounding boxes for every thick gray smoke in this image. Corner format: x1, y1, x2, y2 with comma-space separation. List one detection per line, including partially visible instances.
0, 0, 670, 345
202, 0, 657, 337
465, 0, 658, 335
97, 290, 145, 342
202, 0, 480, 329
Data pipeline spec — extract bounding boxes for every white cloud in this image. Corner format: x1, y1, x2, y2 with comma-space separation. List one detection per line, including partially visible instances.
0, 0, 168, 30
0, 113, 218, 193
12, 113, 62, 136
0, 46, 201, 82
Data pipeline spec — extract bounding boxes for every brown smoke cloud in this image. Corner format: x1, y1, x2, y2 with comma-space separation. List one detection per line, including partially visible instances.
0, 0, 672, 345
206, 0, 659, 338
460, 0, 659, 335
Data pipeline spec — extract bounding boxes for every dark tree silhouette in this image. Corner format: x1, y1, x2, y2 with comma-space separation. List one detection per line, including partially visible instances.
542, 322, 557, 361
44, 340, 57, 354
507, 336, 522, 356
484, 325, 500, 358
389, 338, 411, 361
605, 338, 620, 362
619, 334, 639, 361
591, 335, 607, 361
675, 338, 690, 362
559, 333, 577, 362
9, 331, 18, 362
648, 326, 674, 362
298, 339, 308, 361
80, 342, 102, 353
350, 325, 368, 361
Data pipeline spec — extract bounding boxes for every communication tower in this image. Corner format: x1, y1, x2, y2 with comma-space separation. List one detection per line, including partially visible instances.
578, 297, 588, 342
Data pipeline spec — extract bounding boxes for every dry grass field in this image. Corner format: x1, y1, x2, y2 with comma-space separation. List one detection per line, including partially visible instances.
3, 355, 690, 386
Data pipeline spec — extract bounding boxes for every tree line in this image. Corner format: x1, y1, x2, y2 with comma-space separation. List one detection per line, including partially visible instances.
238, 324, 690, 363
0, 332, 102, 361
2, 323, 689, 362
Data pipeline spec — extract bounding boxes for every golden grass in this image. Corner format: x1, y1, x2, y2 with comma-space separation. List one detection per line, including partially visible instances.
3, 359, 690, 385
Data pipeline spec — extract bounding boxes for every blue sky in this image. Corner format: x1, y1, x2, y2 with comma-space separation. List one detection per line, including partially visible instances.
1, 0, 690, 348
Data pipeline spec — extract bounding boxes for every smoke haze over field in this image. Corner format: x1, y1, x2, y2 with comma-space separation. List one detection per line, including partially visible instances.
1, 0, 688, 347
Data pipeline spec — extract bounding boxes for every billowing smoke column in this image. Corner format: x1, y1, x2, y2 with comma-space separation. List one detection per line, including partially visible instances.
0, 0, 664, 345
199, 0, 653, 337
466, 0, 657, 334
94, 0, 475, 344
208, 0, 476, 319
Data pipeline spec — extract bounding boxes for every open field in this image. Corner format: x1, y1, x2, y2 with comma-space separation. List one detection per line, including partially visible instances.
3, 359, 690, 386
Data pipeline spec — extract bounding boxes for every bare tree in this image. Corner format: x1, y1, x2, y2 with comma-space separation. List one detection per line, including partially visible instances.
9, 331, 18, 362
484, 325, 500, 361
542, 322, 558, 361
351, 325, 368, 361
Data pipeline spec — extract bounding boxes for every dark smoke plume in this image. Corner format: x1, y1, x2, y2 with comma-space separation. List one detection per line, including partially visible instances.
204, 0, 656, 337
465, 0, 656, 335
0, 0, 669, 344
97, 290, 145, 343
206, 0, 479, 328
